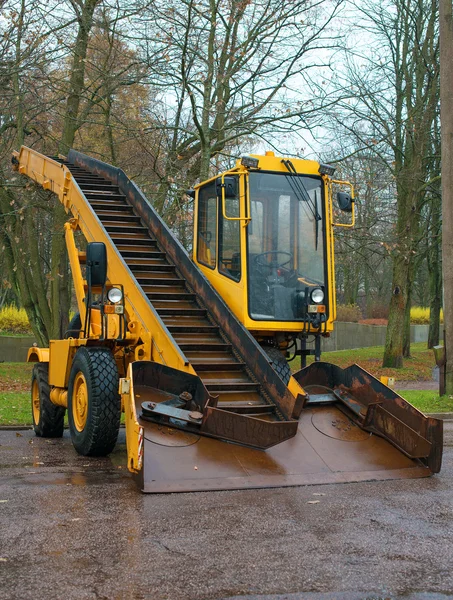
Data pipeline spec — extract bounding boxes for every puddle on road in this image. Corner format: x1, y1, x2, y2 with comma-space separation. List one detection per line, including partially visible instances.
16, 470, 129, 487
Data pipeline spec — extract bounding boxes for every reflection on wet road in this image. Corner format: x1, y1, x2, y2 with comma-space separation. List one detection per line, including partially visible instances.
0, 425, 452, 600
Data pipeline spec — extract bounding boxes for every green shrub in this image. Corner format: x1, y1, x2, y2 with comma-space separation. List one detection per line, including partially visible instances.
0, 305, 33, 334
336, 303, 362, 322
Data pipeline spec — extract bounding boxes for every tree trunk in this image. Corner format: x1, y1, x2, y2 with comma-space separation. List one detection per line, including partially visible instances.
50, 0, 99, 338
0, 182, 52, 346
428, 201, 442, 348
59, 0, 99, 155
440, 0, 453, 393
383, 254, 408, 368
403, 283, 412, 358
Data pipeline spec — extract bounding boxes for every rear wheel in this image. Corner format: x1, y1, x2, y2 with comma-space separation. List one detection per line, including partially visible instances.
31, 363, 65, 437
68, 347, 121, 456
65, 312, 82, 338
263, 346, 292, 385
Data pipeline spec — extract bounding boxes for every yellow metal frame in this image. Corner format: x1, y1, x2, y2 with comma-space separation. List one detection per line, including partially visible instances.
14, 146, 337, 475
193, 153, 344, 336
15, 146, 197, 377
121, 367, 143, 473
15, 146, 203, 474
219, 172, 251, 223
329, 179, 355, 228
27, 347, 49, 363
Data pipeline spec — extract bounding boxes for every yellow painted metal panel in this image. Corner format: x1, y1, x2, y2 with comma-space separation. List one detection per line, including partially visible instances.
16, 146, 195, 377
27, 347, 50, 363
49, 340, 74, 387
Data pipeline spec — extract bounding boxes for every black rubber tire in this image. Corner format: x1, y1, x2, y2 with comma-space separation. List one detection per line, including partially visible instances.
65, 313, 82, 339
67, 347, 121, 456
31, 363, 65, 438
263, 346, 292, 385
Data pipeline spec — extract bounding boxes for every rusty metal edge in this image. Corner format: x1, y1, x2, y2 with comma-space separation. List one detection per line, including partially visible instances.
135, 465, 432, 494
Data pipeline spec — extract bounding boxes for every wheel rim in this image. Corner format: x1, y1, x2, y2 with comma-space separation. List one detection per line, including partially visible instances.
72, 372, 88, 432
32, 379, 40, 425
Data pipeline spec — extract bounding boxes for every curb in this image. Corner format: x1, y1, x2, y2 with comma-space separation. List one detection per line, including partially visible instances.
425, 412, 453, 420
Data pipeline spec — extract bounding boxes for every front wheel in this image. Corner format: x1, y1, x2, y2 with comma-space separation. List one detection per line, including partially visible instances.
31, 363, 65, 437
263, 346, 292, 385
68, 347, 121, 456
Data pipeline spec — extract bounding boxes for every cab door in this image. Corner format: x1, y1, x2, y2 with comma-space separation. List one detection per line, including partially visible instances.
194, 176, 247, 324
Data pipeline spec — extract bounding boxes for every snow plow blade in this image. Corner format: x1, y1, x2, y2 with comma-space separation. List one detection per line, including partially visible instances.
293, 362, 443, 474
131, 361, 442, 494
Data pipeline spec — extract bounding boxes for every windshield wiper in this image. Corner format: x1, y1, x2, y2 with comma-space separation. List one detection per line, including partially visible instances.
281, 159, 321, 251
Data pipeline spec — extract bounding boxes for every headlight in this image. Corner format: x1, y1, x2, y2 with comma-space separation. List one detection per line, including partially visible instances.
310, 288, 324, 304
107, 288, 123, 304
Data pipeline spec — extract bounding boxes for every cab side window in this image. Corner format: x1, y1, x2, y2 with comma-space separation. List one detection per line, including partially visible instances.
197, 184, 217, 269
219, 194, 241, 282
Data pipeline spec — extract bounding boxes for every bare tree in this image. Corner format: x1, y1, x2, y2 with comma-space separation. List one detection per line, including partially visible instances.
0, 0, 148, 342
0, 0, 70, 344
327, 0, 439, 367
440, 0, 453, 393
138, 0, 344, 216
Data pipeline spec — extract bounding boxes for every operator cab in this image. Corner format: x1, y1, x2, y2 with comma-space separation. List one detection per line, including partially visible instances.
194, 155, 338, 335
246, 171, 326, 324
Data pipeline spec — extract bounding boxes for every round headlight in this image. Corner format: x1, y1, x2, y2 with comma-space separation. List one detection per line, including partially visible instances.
107, 288, 123, 304
310, 288, 324, 304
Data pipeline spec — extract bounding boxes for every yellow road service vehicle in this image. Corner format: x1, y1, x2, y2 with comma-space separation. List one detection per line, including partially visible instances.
13, 147, 442, 492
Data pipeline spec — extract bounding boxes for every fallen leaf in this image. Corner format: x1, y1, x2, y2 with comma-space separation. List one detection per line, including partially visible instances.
15, 432, 22, 437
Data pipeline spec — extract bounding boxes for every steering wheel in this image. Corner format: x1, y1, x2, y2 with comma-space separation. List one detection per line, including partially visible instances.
254, 251, 293, 270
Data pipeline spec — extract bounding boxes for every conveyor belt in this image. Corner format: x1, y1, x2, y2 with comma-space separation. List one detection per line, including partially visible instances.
54, 158, 285, 422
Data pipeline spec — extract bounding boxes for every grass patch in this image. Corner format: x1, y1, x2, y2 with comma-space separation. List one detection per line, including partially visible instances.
0, 362, 33, 392
0, 363, 126, 425
299, 341, 435, 382
396, 390, 453, 413
0, 332, 34, 338
0, 392, 32, 425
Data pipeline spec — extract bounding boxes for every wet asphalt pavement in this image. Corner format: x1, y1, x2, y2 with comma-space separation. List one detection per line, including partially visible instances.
0, 424, 452, 600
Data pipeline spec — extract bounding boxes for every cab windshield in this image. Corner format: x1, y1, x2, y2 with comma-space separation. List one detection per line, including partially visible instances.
247, 171, 325, 321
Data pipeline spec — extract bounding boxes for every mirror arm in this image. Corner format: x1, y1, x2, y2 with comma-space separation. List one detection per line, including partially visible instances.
330, 179, 355, 228
220, 173, 251, 223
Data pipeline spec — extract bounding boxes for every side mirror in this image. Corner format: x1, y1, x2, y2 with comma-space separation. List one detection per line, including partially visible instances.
86, 242, 107, 286
216, 176, 238, 199
186, 189, 196, 199
337, 191, 353, 213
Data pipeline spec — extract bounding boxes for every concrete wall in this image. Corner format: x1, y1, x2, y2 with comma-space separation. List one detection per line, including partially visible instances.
0, 324, 440, 361
0, 336, 36, 362
304, 323, 441, 353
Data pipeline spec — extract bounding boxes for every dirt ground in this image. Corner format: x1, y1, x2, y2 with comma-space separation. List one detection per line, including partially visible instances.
0, 423, 452, 600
